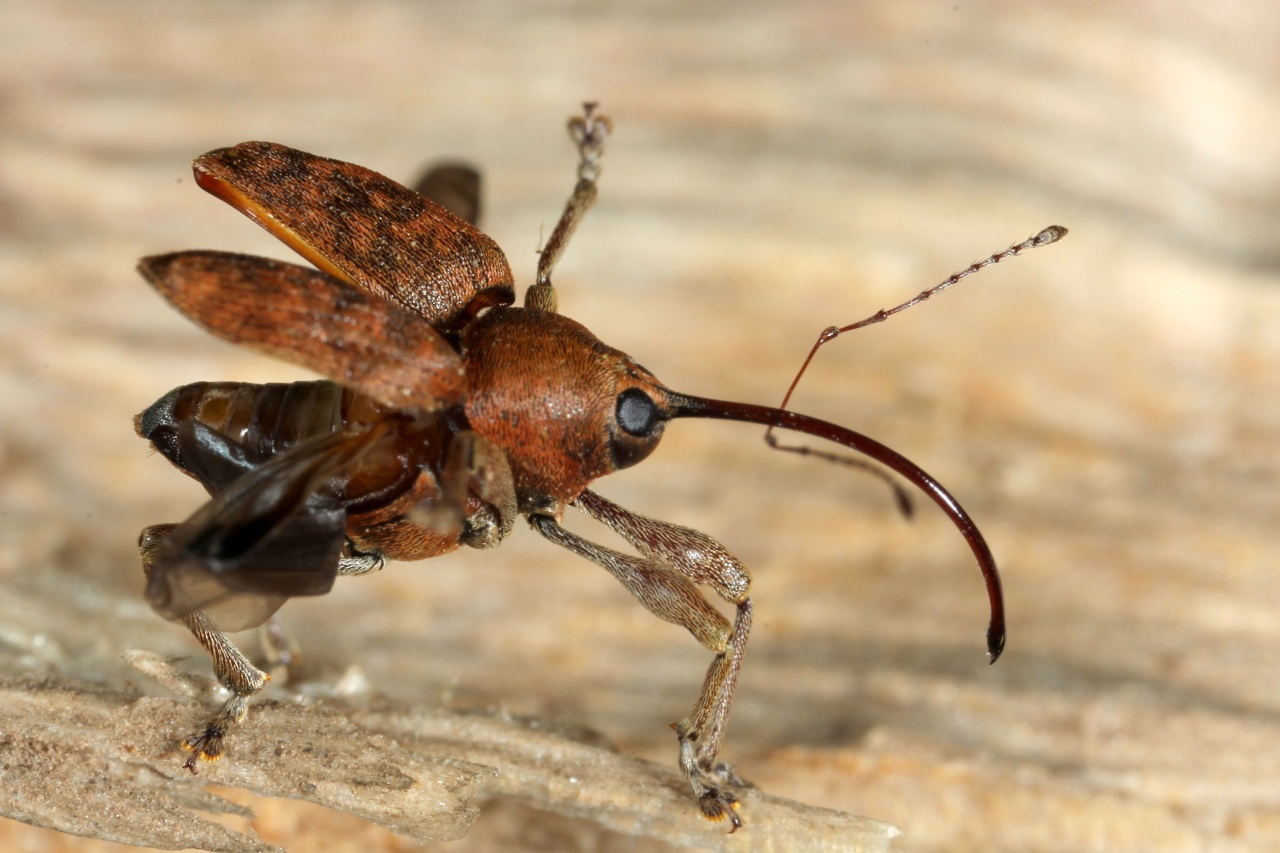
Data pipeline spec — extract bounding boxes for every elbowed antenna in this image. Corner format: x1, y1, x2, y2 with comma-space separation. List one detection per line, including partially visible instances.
667, 392, 1006, 662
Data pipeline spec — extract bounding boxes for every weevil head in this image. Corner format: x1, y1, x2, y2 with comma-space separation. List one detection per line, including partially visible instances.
460, 307, 673, 516
459, 306, 1007, 663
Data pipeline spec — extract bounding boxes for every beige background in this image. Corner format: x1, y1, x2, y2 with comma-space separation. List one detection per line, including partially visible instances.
1, 1, 1278, 851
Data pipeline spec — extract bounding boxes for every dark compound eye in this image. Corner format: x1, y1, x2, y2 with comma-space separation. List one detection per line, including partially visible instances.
616, 388, 659, 437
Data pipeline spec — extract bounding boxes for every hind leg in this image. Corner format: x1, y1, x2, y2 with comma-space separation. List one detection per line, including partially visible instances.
139, 523, 269, 768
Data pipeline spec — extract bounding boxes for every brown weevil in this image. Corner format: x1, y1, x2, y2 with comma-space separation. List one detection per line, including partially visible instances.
135, 103, 1065, 828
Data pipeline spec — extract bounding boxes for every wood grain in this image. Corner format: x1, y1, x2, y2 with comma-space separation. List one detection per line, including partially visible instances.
1, 2, 1277, 851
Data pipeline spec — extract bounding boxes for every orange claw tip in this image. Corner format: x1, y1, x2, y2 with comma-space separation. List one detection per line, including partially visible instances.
699, 798, 743, 831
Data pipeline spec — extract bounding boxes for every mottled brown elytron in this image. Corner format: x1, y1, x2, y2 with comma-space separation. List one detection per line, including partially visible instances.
137, 104, 1043, 829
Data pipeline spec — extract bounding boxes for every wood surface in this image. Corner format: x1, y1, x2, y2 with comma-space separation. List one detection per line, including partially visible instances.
1, 2, 1277, 851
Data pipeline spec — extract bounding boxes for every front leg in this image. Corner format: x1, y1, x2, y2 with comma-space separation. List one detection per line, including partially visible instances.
576, 490, 756, 827
675, 596, 753, 825
535, 492, 753, 829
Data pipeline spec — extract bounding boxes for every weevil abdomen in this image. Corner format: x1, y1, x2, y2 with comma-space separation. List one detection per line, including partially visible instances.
137, 380, 514, 559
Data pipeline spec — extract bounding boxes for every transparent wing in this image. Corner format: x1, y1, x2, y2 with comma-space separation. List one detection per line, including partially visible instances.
145, 420, 393, 631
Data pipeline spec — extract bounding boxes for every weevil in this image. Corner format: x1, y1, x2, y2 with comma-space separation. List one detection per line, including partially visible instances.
135, 103, 1065, 828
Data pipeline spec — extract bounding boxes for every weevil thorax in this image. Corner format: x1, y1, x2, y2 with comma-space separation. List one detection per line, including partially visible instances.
460, 307, 671, 517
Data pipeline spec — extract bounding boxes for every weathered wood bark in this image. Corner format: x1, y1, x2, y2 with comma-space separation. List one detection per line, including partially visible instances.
1, 2, 1277, 850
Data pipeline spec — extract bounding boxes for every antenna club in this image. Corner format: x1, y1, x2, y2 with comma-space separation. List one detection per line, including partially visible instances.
1033, 225, 1068, 246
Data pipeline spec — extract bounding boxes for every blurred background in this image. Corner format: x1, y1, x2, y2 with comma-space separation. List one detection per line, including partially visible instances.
1, 1, 1277, 850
